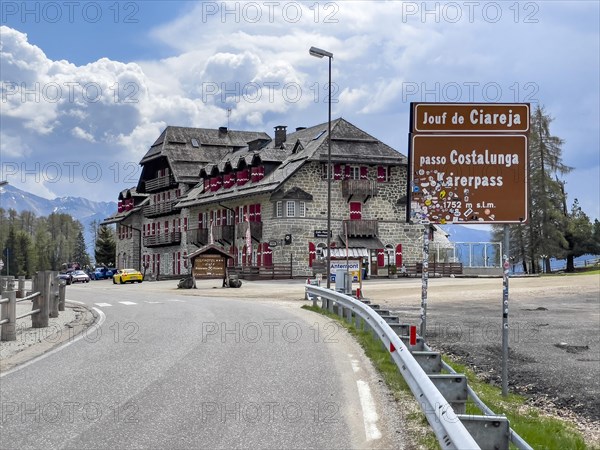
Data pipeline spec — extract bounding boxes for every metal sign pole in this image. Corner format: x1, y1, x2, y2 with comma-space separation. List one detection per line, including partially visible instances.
502, 224, 510, 396
420, 225, 430, 338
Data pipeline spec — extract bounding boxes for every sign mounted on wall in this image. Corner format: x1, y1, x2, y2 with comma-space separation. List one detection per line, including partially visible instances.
408, 103, 530, 224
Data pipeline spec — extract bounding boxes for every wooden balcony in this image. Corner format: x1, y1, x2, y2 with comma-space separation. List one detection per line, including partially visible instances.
213, 225, 234, 244
187, 228, 208, 247
342, 179, 378, 201
343, 219, 379, 237
236, 221, 263, 242
143, 200, 179, 218
144, 175, 176, 192
143, 232, 181, 247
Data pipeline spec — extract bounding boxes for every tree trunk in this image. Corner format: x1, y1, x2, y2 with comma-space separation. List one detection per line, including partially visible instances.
566, 255, 575, 272
544, 257, 552, 274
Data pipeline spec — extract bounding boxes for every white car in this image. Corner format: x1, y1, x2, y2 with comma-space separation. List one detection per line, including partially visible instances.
71, 270, 90, 283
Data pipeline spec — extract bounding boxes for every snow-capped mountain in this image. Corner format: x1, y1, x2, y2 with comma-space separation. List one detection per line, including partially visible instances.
0, 184, 116, 257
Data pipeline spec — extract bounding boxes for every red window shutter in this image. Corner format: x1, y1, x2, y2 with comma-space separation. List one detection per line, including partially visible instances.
259, 166, 265, 180
249, 204, 256, 222
308, 242, 316, 267
377, 166, 386, 183
255, 204, 261, 222
395, 244, 403, 267
360, 166, 368, 180
184, 217, 188, 231
204, 179, 210, 191
263, 243, 272, 266
377, 249, 385, 267
350, 202, 362, 220
198, 213, 203, 229
344, 165, 351, 180
334, 164, 342, 180
118, 201, 123, 213
152, 223, 156, 235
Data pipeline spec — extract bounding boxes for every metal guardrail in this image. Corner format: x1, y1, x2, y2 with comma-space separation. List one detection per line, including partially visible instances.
306, 285, 534, 450
306, 285, 480, 449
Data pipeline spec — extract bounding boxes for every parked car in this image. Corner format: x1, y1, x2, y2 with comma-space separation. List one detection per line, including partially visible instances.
113, 269, 143, 284
71, 270, 90, 283
58, 272, 73, 285
93, 267, 116, 280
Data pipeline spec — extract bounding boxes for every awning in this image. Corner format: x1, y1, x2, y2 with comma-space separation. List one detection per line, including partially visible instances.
328, 248, 369, 258
338, 236, 385, 249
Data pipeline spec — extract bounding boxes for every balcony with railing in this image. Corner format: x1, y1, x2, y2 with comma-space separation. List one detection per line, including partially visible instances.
187, 228, 208, 247
342, 179, 378, 200
143, 200, 179, 218
143, 232, 182, 247
342, 219, 379, 237
213, 225, 234, 243
144, 174, 176, 192
236, 221, 263, 242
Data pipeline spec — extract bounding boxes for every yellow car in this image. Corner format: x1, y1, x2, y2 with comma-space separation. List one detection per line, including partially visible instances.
113, 268, 143, 284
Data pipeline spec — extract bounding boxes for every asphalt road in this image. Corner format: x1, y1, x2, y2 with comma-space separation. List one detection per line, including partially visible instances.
0, 281, 406, 450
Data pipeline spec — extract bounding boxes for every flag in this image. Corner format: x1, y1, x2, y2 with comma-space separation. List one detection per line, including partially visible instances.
245, 212, 252, 264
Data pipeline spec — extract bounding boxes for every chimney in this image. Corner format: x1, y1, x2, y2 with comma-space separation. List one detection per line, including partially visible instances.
218, 126, 228, 134
295, 127, 306, 131
274, 125, 287, 147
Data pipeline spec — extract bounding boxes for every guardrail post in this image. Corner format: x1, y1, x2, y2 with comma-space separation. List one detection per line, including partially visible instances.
1, 291, 17, 341
58, 282, 66, 312
17, 276, 25, 298
320, 296, 326, 310
49, 271, 59, 318
32, 272, 49, 328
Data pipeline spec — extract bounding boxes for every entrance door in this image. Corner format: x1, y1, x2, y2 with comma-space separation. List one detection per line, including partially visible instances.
370, 249, 378, 276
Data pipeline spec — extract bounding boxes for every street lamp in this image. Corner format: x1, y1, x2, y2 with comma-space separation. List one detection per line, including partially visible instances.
309, 46, 333, 288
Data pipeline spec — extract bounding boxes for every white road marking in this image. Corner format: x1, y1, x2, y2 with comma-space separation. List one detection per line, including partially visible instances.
144, 301, 163, 304
118, 301, 137, 306
356, 380, 382, 441
350, 359, 361, 373
94, 303, 112, 307
166, 299, 185, 303
1, 304, 106, 378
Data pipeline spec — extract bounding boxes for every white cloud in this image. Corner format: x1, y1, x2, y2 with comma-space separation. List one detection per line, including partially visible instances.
71, 126, 95, 142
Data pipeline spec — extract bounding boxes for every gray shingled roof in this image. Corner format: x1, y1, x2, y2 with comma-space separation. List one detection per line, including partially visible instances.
139, 126, 271, 185
176, 118, 406, 209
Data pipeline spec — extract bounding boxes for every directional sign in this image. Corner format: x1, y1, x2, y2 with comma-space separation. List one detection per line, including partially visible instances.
410, 134, 527, 224
413, 103, 530, 133
409, 102, 530, 224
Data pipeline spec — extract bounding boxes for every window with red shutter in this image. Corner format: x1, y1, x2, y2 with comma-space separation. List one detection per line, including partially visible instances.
377, 249, 385, 267
249, 204, 256, 222
263, 243, 272, 266
350, 202, 362, 220
360, 166, 368, 180
334, 164, 342, 180
255, 204, 261, 222
308, 242, 316, 267
344, 165, 351, 180
395, 244, 403, 267
377, 166, 387, 182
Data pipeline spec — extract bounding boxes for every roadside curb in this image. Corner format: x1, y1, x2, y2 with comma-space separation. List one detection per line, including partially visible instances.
0, 300, 98, 376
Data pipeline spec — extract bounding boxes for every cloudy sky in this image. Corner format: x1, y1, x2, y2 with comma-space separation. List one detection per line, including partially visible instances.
1, 1, 598, 219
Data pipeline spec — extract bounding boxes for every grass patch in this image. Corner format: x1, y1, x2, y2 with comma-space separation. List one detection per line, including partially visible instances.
302, 304, 596, 450
441, 357, 592, 449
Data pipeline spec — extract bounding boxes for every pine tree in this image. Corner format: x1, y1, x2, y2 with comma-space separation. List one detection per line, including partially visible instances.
73, 230, 91, 268
563, 199, 600, 272
4, 226, 18, 276
95, 225, 116, 266
494, 105, 572, 273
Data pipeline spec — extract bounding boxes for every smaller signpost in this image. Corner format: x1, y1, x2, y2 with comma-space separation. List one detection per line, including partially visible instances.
408, 102, 529, 397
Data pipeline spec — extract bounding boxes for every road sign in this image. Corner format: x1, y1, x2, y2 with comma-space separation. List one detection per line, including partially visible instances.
269, 240, 278, 247
413, 103, 530, 133
409, 102, 529, 224
410, 134, 528, 224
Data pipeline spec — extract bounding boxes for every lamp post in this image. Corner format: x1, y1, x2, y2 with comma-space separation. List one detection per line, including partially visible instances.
309, 46, 333, 288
